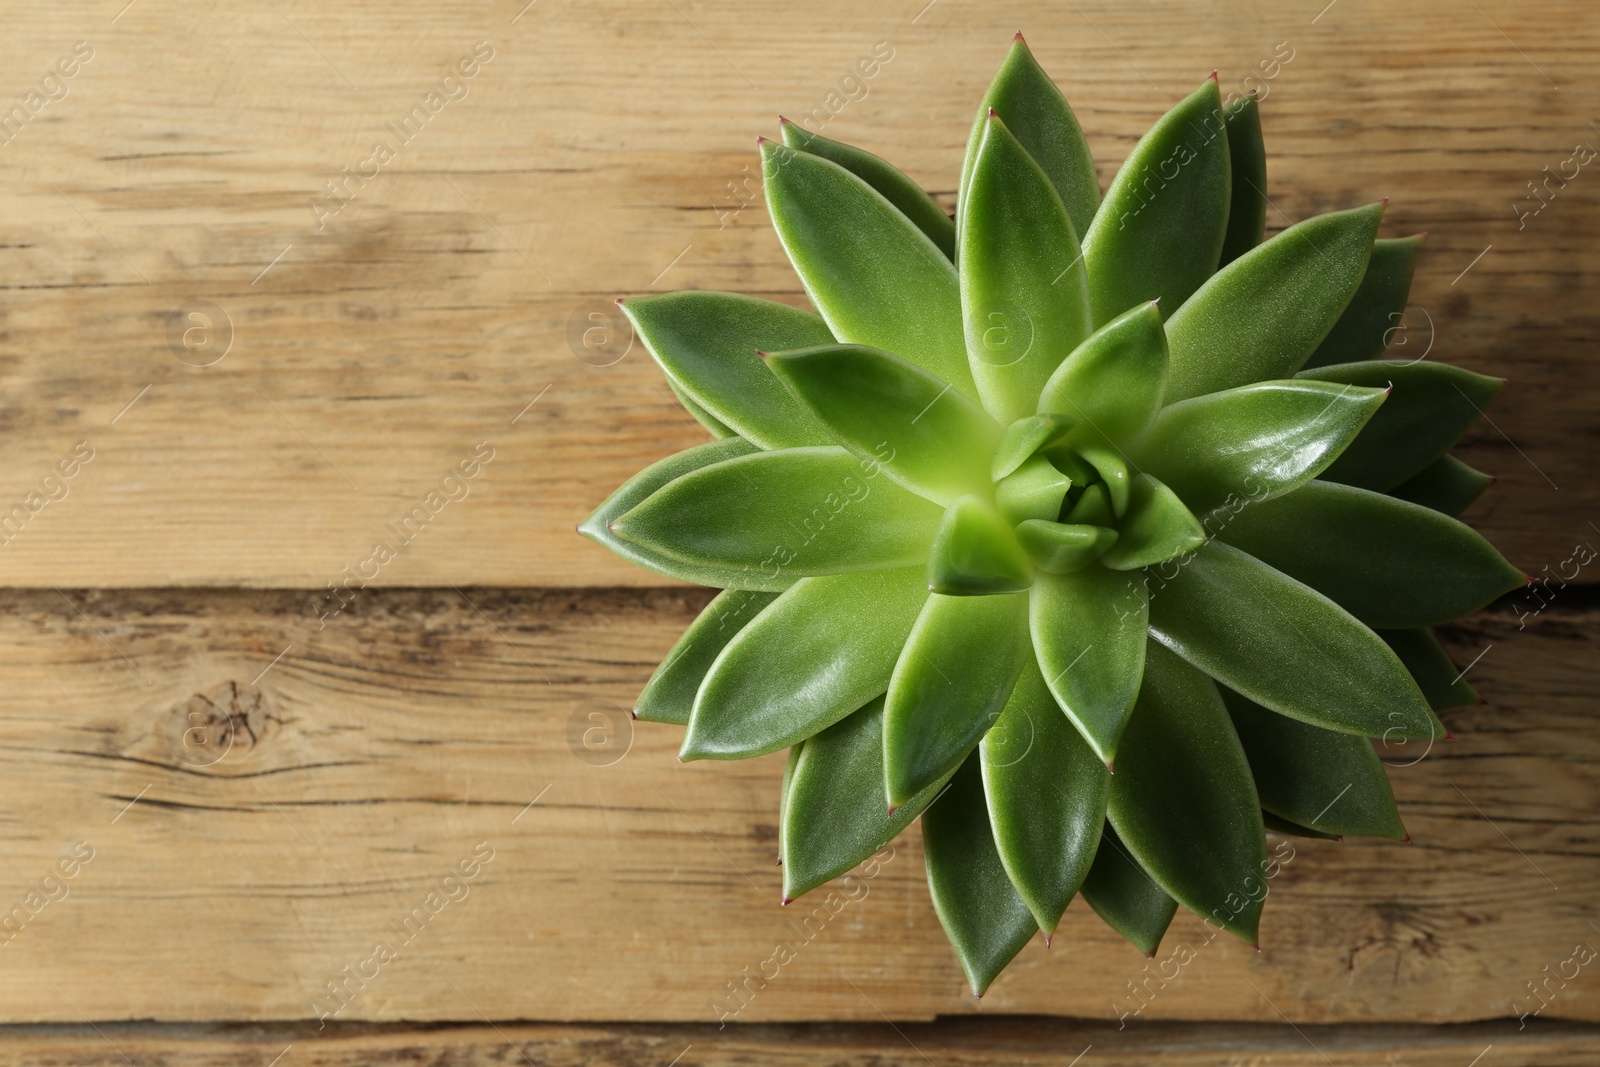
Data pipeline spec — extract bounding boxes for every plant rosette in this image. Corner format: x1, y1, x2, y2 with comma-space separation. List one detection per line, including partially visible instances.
579, 36, 1521, 995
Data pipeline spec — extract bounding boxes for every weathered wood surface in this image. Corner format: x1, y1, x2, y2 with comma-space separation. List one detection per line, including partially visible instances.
0, 0, 1594, 588
0, 587, 1593, 1025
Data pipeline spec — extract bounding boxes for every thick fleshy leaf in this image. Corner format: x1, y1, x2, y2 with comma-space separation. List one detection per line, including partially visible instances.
1164, 203, 1384, 402
992, 413, 1076, 481
959, 35, 1100, 240
1036, 301, 1168, 445
683, 567, 927, 760
981, 653, 1109, 934
1388, 455, 1493, 517
922, 754, 1038, 996
1030, 565, 1148, 764
1099, 474, 1206, 571
1379, 628, 1480, 709
612, 446, 942, 577
1298, 360, 1504, 491
928, 495, 1034, 595
762, 139, 975, 397
636, 589, 780, 724
961, 111, 1093, 422
1262, 810, 1341, 840
1077, 442, 1131, 518
1221, 687, 1405, 840
1015, 520, 1117, 573
666, 375, 737, 438
1136, 380, 1387, 519
622, 292, 834, 449
580, 438, 789, 590
1303, 236, 1424, 368
1217, 481, 1524, 628
1148, 541, 1443, 740
782, 696, 957, 900
885, 591, 1030, 808
765, 344, 999, 506
1080, 825, 1177, 957
1082, 78, 1231, 325
780, 119, 955, 259
1217, 95, 1266, 267
995, 456, 1071, 526
1065, 483, 1114, 526
778, 743, 802, 865
1109, 642, 1266, 943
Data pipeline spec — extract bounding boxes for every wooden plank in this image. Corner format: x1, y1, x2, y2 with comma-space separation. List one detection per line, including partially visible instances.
0, 587, 1594, 1024
0, 0, 1594, 588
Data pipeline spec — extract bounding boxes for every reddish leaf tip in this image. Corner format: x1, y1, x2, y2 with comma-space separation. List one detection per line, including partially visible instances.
775, 856, 782, 866
1013, 31, 1026, 42
755, 349, 767, 359
756, 134, 770, 144
614, 297, 626, 306
780, 896, 791, 906
1402, 834, 1414, 845
1044, 933, 1052, 948
629, 708, 638, 721
778, 115, 792, 125
1105, 760, 1115, 775
1209, 69, 1220, 82
1478, 697, 1489, 705
987, 106, 998, 119
1333, 835, 1345, 842
1381, 196, 1390, 206
1143, 950, 1157, 960
1252, 942, 1262, 953
1444, 734, 1458, 742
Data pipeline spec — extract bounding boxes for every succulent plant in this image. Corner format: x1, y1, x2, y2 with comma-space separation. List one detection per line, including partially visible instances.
579, 36, 1522, 995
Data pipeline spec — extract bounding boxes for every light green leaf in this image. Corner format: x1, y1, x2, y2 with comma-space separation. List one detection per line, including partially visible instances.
1218, 95, 1266, 267
1065, 483, 1114, 526
1136, 380, 1387, 519
929, 495, 1034, 595
981, 653, 1109, 934
778, 742, 802, 866
1221, 687, 1405, 839
885, 591, 1030, 808
612, 446, 942, 578
1015, 520, 1117, 573
636, 589, 781, 724
765, 344, 998, 506
683, 567, 927, 760
922, 753, 1038, 996
1036, 301, 1168, 446
1379, 628, 1481, 710
1303, 236, 1424, 368
1216, 481, 1525, 628
961, 111, 1093, 422
762, 139, 975, 397
1080, 825, 1177, 957
622, 292, 835, 449
1030, 565, 1147, 765
995, 455, 1071, 526
781, 119, 955, 258
1077, 442, 1131, 518
1100, 474, 1207, 571
991, 413, 1076, 481
1164, 203, 1384, 402
1298, 360, 1504, 491
1388, 455, 1494, 517
1082, 78, 1231, 326
1147, 541, 1443, 740
1109, 641, 1266, 944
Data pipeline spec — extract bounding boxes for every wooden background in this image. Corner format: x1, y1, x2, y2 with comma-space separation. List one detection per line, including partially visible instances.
0, 0, 1596, 1062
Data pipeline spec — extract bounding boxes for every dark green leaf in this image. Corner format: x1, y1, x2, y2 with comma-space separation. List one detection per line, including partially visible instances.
1303, 236, 1424, 368
636, 589, 781, 724
1388, 455, 1494, 517
1164, 203, 1384, 402
991, 413, 1076, 481
1217, 95, 1266, 267
666, 375, 737, 438
1216, 481, 1524, 628
1100, 474, 1206, 571
1261, 810, 1341, 840
1379, 628, 1480, 709
885, 591, 1030, 808
1080, 824, 1177, 956
995, 456, 1071, 526
683, 567, 927, 760
1030, 565, 1147, 764
1036, 301, 1168, 446
1147, 541, 1443, 740
1108, 641, 1266, 944
1015, 520, 1117, 573
779, 742, 802, 865
928, 495, 1034, 595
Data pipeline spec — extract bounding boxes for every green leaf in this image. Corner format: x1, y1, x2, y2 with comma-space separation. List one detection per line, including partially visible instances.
1303, 236, 1424, 368
1082, 78, 1231, 326
1261, 810, 1341, 840
1217, 95, 1266, 267
683, 567, 927, 760
1388, 455, 1494, 517
1065, 483, 1114, 526
1136, 380, 1387, 519
1298, 360, 1504, 491
781, 119, 955, 259
928, 495, 1034, 595
1080, 825, 1177, 957
1221, 687, 1405, 840
622, 292, 835, 449
1147, 541, 1443, 740
636, 589, 781, 724
1030, 565, 1148, 765
782, 696, 957, 900
1036, 301, 1168, 446
1100, 474, 1207, 571
1164, 203, 1384, 402
762, 139, 975, 398
1216, 481, 1525, 628
1015, 520, 1117, 573
991, 413, 1076, 481
1077, 442, 1131, 518
580, 438, 789, 590
885, 591, 1030, 808
611, 446, 942, 578
995, 455, 1071, 526
960, 111, 1093, 422
666, 375, 737, 438
1379, 628, 1481, 710
959, 35, 1100, 240
1110, 642, 1266, 944
764, 344, 998, 506
981, 653, 1109, 935
779, 742, 802, 866
922, 753, 1038, 996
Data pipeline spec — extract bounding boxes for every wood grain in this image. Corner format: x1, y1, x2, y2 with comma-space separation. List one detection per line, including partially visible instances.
0, 0, 1594, 588
0, 586, 1593, 1025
